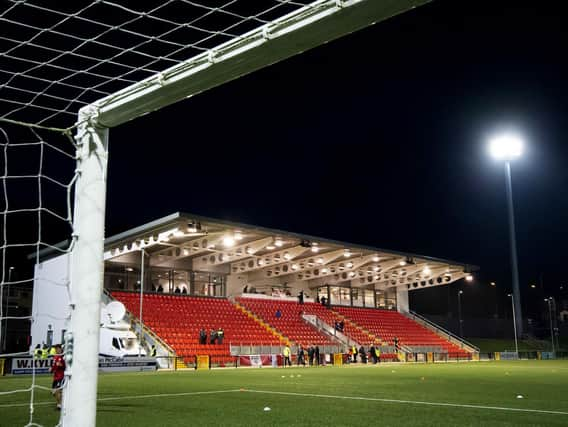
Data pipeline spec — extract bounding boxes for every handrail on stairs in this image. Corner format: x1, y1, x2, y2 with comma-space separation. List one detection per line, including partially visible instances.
407, 310, 479, 353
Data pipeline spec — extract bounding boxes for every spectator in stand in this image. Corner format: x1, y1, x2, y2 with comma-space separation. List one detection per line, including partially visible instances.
275, 309, 282, 319
314, 345, 320, 366
157, 285, 164, 293
243, 285, 248, 293
297, 345, 306, 366
298, 291, 304, 304
217, 327, 224, 344
339, 320, 344, 332
181, 287, 187, 294
199, 328, 207, 345
174, 287, 181, 294
282, 344, 291, 367
320, 296, 326, 306
50, 344, 65, 410
209, 328, 217, 344
316, 295, 320, 303
359, 345, 367, 364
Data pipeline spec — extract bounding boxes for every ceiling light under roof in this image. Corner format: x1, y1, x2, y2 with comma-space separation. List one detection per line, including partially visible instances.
311, 243, 319, 253
223, 235, 236, 247
274, 238, 283, 247
266, 245, 276, 250
372, 255, 380, 262
399, 260, 407, 266
234, 231, 243, 240
344, 249, 352, 258
423, 266, 431, 275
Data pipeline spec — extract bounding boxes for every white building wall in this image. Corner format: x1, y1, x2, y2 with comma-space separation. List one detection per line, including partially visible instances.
31, 253, 71, 351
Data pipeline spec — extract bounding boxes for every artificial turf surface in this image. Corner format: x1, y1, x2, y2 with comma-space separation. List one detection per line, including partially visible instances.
1, 360, 567, 426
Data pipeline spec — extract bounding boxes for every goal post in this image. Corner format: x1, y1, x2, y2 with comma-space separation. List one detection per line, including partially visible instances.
0, 1, 432, 426
65, 2, 430, 425
64, 110, 109, 426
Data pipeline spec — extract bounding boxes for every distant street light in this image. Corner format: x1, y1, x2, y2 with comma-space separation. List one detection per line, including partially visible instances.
507, 293, 519, 357
544, 297, 556, 355
458, 290, 464, 337
489, 133, 524, 336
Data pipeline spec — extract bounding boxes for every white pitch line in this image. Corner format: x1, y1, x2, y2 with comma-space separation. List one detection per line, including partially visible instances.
244, 389, 568, 416
0, 389, 241, 409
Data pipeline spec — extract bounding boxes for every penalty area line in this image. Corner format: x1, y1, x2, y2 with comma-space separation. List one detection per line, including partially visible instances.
0, 389, 241, 409
244, 389, 568, 416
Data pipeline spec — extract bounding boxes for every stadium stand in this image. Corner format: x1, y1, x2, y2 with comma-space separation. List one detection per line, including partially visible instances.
112, 292, 281, 364
236, 298, 336, 347
334, 307, 470, 357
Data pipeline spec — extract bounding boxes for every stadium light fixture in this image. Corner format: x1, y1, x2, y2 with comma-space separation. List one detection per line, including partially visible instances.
223, 235, 236, 247
489, 131, 524, 336
489, 134, 523, 160
465, 274, 473, 282
490, 281, 496, 286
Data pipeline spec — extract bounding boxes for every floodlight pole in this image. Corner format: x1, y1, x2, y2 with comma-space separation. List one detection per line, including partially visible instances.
504, 161, 523, 337
63, 110, 109, 427
508, 294, 519, 356
457, 290, 463, 337
139, 249, 145, 357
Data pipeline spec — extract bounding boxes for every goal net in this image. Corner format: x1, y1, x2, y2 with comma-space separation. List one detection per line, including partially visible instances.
0, 1, 429, 425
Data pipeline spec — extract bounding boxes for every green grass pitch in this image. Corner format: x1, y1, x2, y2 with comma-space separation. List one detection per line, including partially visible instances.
1, 360, 567, 426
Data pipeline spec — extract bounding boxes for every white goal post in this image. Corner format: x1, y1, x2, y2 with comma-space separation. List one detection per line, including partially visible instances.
1, 1, 430, 426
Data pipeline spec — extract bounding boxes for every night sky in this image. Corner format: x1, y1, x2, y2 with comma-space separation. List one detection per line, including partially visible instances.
97, 0, 568, 318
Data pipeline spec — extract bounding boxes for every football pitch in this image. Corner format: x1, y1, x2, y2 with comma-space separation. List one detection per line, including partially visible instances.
1, 360, 567, 426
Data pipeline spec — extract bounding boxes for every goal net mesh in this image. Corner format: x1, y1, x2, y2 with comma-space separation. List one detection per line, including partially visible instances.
0, 0, 427, 425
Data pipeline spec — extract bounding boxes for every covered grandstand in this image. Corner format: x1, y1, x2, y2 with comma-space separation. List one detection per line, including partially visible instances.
101, 212, 478, 364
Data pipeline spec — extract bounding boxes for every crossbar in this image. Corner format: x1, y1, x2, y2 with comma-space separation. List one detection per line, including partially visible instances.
88, 0, 430, 128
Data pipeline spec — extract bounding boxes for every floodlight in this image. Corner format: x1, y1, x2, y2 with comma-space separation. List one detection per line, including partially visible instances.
489, 134, 523, 160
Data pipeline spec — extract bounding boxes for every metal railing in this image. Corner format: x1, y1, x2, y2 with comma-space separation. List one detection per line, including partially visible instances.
407, 310, 480, 353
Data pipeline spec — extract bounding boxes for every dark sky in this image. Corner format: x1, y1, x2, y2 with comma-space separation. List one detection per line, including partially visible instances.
101, 0, 567, 318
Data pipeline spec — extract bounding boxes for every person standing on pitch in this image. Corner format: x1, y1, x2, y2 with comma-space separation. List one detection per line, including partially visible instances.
50, 344, 65, 410
282, 344, 291, 367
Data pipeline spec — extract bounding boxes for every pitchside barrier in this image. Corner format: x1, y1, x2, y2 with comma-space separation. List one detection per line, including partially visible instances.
3, 356, 157, 375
